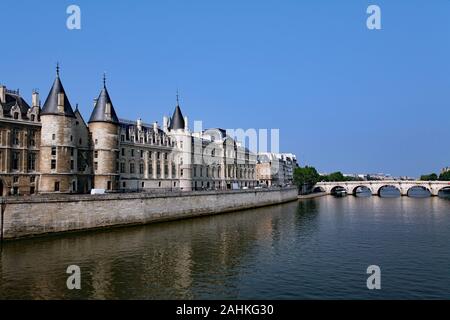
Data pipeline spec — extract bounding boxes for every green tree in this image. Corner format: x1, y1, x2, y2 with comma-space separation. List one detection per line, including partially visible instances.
420, 173, 438, 181
439, 171, 450, 181
320, 171, 347, 182
294, 166, 320, 194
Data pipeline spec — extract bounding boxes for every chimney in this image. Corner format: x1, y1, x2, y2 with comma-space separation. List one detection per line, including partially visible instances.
0, 85, 5, 104
137, 118, 142, 131
93, 98, 98, 107
184, 116, 189, 131
32, 90, 39, 107
153, 121, 158, 131
163, 116, 168, 132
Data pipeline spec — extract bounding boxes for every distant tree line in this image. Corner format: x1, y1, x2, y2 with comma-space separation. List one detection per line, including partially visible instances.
420, 171, 450, 181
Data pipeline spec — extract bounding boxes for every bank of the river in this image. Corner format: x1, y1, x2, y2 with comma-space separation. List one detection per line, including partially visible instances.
0, 187, 297, 241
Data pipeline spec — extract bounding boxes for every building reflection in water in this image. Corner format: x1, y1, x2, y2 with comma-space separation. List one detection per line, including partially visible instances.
0, 201, 311, 299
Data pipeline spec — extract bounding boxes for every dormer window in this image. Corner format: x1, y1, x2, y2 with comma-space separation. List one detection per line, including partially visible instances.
57, 93, 65, 112
31, 114, 35, 121
14, 112, 19, 119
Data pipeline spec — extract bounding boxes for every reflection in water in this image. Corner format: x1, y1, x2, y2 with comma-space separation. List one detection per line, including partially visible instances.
1, 197, 450, 299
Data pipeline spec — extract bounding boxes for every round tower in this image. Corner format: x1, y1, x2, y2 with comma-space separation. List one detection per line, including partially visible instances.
168, 96, 192, 191
88, 74, 120, 191
39, 65, 78, 193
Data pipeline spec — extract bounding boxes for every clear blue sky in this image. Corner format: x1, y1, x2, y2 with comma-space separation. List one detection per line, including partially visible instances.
2, 0, 449, 177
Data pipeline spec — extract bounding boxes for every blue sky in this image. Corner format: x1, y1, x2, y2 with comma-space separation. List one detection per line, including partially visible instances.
1, 0, 449, 177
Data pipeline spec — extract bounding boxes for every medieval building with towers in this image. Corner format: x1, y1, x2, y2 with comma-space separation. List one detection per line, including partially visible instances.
0, 67, 257, 196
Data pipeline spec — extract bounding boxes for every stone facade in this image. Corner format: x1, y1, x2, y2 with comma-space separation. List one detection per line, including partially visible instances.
0, 70, 258, 195
256, 153, 298, 187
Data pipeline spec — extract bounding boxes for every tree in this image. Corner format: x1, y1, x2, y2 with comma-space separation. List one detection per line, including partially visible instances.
420, 173, 438, 181
294, 166, 320, 194
320, 171, 348, 182
439, 171, 450, 181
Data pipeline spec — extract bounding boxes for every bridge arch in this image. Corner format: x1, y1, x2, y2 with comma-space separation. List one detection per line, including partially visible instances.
377, 185, 401, 197
313, 186, 326, 193
352, 185, 373, 196
330, 186, 348, 195
438, 186, 450, 198
407, 186, 431, 198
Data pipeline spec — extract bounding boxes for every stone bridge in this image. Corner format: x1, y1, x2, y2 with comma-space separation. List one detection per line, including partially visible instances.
314, 180, 450, 197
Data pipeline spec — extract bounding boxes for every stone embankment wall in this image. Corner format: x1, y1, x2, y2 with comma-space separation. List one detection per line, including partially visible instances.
0, 187, 298, 240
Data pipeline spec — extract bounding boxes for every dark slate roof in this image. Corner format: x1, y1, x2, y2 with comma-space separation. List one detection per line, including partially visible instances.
0, 91, 31, 117
88, 86, 119, 124
169, 105, 185, 130
41, 76, 75, 117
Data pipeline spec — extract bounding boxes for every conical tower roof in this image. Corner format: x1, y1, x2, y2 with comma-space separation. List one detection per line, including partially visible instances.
169, 92, 185, 130
41, 65, 75, 117
88, 75, 119, 124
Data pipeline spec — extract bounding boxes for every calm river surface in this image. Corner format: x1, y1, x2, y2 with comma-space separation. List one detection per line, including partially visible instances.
1, 195, 450, 299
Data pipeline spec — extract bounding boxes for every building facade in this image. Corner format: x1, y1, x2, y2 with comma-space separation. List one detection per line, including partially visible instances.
256, 153, 298, 187
0, 69, 257, 196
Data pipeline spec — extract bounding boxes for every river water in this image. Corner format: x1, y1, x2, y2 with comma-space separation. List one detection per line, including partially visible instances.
1, 194, 450, 299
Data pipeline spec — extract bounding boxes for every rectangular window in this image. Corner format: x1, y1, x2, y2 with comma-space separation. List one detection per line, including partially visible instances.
12, 152, 20, 170
130, 163, 135, 174
54, 181, 60, 192
121, 135, 125, 142
94, 151, 98, 159
71, 160, 74, 170
51, 159, 56, 170
52, 134, 55, 140
140, 150, 144, 158
94, 162, 98, 170
71, 148, 74, 157
28, 153, 36, 171
121, 148, 125, 156
149, 164, 153, 175
30, 130, 36, 147
51, 147, 56, 156
13, 129, 20, 145
131, 149, 135, 157
120, 163, 125, 173
139, 163, 144, 174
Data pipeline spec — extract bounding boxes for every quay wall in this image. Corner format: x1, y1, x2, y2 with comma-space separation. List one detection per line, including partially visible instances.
0, 187, 298, 240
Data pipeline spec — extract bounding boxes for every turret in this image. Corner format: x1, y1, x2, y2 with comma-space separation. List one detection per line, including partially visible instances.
38, 64, 79, 193
167, 94, 192, 191
88, 74, 120, 191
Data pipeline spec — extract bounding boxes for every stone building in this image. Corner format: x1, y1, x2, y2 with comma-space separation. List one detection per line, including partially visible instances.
256, 153, 298, 187
0, 68, 258, 195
